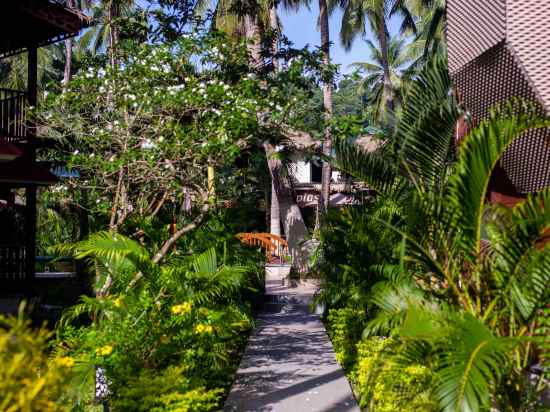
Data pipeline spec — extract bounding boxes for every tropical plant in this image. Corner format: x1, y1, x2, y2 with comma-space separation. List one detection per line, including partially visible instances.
349, 33, 416, 121
327, 55, 550, 410
0, 306, 73, 412
54, 231, 263, 411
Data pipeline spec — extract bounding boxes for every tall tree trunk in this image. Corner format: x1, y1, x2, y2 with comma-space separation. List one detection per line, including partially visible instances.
269, 2, 281, 237
245, 9, 309, 269
377, 17, 394, 113
108, 0, 120, 68
269, 3, 279, 71
270, 183, 281, 236
244, 14, 262, 67
264, 143, 310, 271
319, 0, 333, 214
63, 0, 75, 88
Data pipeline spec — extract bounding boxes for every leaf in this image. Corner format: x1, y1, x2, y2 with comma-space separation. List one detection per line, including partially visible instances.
435, 314, 515, 412
447, 99, 550, 261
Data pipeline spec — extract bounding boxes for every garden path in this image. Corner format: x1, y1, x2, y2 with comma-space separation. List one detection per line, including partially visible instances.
224, 266, 359, 412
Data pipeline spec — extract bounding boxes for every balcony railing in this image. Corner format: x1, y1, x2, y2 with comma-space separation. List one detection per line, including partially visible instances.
0, 244, 27, 280
0, 88, 27, 142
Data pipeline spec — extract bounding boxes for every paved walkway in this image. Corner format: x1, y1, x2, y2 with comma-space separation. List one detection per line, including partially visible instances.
224, 267, 359, 412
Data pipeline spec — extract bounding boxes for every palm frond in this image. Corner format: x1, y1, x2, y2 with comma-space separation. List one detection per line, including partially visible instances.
490, 188, 550, 321
394, 55, 460, 193
447, 99, 550, 261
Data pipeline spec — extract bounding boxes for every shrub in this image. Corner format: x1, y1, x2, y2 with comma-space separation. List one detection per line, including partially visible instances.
352, 337, 436, 411
0, 309, 71, 412
110, 365, 223, 412
325, 308, 366, 371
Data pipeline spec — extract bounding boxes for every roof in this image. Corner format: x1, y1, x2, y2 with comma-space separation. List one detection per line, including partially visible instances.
0, 0, 91, 58
354, 135, 384, 153
0, 159, 58, 186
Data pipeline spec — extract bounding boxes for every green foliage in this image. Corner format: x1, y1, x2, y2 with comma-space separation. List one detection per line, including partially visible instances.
321, 56, 550, 411
352, 337, 435, 411
326, 308, 367, 371
0, 307, 72, 412
110, 366, 223, 412
54, 231, 262, 411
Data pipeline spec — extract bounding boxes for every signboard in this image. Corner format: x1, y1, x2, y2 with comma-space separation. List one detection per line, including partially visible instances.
295, 190, 372, 207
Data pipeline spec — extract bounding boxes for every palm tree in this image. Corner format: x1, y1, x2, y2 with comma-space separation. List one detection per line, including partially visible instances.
349, 34, 415, 121
319, 0, 334, 215
78, 0, 135, 66
398, 0, 446, 60
332, 0, 417, 116
333, 57, 550, 410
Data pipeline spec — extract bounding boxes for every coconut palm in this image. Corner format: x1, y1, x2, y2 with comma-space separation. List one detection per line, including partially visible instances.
332, 0, 415, 116
396, 0, 446, 60
332, 57, 550, 410
78, 0, 136, 66
349, 33, 415, 121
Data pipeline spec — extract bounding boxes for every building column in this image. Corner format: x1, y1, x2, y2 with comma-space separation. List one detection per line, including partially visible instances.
25, 46, 38, 284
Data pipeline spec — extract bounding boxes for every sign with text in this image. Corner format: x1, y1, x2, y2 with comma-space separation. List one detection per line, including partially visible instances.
295, 190, 372, 207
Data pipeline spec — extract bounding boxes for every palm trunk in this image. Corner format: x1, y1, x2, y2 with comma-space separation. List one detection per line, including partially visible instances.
245, 10, 309, 269
377, 17, 394, 112
269, 2, 281, 236
63, 0, 75, 88
269, 3, 279, 71
244, 14, 262, 67
319, 0, 333, 214
108, 0, 120, 68
265, 143, 310, 271
270, 183, 281, 236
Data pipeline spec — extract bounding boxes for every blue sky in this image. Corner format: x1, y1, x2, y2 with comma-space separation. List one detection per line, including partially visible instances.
280, 5, 401, 74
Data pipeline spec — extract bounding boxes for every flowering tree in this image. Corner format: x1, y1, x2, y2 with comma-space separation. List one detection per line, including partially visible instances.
38, 32, 321, 264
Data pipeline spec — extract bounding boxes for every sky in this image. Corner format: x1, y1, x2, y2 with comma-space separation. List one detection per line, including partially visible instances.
279, 5, 401, 75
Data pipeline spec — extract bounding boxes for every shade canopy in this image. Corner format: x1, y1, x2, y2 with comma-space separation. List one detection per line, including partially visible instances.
0, 141, 23, 162
0, 159, 58, 186
0, 0, 90, 58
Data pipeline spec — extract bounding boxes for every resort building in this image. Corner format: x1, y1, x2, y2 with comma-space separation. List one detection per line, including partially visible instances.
0, 0, 88, 292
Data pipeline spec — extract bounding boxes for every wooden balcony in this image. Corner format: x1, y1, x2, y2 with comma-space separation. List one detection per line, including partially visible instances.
0, 88, 27, 142
0, 244, 27, 281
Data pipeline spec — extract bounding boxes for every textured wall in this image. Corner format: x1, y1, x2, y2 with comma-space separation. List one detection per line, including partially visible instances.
447, 0, 506, 74
447, 0, 550, 193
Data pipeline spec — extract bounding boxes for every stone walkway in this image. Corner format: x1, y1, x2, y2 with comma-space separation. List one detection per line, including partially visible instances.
224, 267, 360, 412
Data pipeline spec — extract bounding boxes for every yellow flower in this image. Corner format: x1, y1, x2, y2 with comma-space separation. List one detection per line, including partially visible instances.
113, 297, 124, 308
56, 356, 75, 368
195, 324, 214, 334
95, 345, 114, 356
171, 302, 192, 315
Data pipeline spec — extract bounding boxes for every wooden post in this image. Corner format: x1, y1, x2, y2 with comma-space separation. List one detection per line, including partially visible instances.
25, 46, 38, 287
207, 165, 215, 202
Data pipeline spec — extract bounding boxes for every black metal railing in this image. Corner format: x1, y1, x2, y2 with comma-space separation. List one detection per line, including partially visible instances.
0, 88, 27, 142
0, 244, 27, 280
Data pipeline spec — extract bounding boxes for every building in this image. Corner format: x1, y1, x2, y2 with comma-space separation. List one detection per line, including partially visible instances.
447, 0, 550, 207
0, 0, 89, 292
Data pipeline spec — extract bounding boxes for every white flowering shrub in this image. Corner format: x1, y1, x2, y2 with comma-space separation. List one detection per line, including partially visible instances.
36, 32, 318, 240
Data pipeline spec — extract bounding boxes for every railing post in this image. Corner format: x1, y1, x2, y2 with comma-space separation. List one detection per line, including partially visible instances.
24, 46, 38, 290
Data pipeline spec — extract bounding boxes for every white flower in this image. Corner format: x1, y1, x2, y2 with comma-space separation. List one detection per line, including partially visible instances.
141, 139, 156, 150
73, 150, 79, 155
98, 68, 106, 77
89, 153, 95, 158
